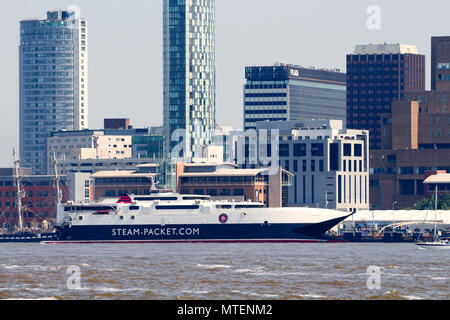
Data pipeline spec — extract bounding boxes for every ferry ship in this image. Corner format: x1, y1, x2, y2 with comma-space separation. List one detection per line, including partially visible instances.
48, 193, 352, 244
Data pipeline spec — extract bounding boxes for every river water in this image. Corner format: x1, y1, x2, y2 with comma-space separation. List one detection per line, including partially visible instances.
0, 243, 448, 300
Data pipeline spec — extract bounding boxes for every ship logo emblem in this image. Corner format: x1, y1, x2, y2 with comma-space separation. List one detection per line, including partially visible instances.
219, 213, 228, 224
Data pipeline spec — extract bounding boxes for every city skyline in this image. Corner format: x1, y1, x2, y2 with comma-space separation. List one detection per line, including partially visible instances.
1, 0, 450, 166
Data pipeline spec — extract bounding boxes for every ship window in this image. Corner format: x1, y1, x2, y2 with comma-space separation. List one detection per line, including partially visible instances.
64, 205, 116, 212
78, 216, 83, 220
131, 216, 135, 220
119, 216, 124, 220
134, 196, 178, 201
182, 196, 209, 200
129, 206, 140, 210
234, 204, 265, 209
155, 205, 200, 210
216, 205, 232, 209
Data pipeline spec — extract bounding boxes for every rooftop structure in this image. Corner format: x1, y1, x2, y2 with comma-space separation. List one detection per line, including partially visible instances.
353, 43, 419, 55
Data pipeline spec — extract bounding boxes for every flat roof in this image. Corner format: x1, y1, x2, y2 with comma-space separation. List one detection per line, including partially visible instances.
184, 163, 237, 167
354, 44, 418, 55
180, 168, 293, 177
135, 163, 158, 167
91, 171, 156, 178
423, 173, 450, 184
180, 169, 266, 177
347, 210, 450, 224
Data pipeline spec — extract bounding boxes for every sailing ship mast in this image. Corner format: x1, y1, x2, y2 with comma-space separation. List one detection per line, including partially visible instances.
13, 149, 24, 232
53, 153, 62, 206
434, 184, 438, 241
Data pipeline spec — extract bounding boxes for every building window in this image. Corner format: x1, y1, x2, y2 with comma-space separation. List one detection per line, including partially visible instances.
279, 144, 290, 157
293, 143, 307, 157
399, 167, 414, 175
311, 160, 316, 172
193, 189, 204, 195
311, 143, 324, 157
354, 144, 362, 157
105, 190, 116, 197
343, 144, 352, 156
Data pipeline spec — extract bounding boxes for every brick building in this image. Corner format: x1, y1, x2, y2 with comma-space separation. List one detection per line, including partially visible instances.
370, 38, 450, 209
176, 163, 292, 208
90, 164, 157, 200
0, 168, 69, 230
346, 43, 425, 150
431, 36, 450, 91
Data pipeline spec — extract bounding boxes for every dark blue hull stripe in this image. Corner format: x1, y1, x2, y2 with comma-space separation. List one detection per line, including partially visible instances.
58, 223, 331, 242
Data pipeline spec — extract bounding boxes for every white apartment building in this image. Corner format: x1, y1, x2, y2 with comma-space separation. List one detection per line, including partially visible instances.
241, 120, 370, 212
47, 130, 132, 174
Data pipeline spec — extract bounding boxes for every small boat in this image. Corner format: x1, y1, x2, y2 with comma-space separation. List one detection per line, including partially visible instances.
416, 237, 450, 248
415, 183, 450, 248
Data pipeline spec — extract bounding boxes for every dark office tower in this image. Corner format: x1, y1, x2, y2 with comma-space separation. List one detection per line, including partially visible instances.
346, 44, 425, 150
163, 0, 215, 159
243, 64, 346, 131
431, 36, 450, 91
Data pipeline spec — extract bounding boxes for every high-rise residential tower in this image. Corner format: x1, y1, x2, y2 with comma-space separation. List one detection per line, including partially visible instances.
346, 44, 425, 150
19, 10, 88, 174
163, 0, 215, 159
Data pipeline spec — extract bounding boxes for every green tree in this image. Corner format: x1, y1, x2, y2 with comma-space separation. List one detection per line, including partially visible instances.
409, 192, 450, 210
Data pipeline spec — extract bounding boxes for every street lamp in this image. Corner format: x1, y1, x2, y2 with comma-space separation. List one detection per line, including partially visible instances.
392, 201, 398, 232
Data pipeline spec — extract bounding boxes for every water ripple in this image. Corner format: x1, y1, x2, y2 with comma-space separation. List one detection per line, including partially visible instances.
0, 243, 448, 300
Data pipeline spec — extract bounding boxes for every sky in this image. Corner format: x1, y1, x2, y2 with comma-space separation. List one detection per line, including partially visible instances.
0, 0, 449, 167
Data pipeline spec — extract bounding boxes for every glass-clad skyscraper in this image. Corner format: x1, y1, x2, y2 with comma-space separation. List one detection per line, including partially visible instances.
163, 0, 215, 159
243, 64, 346, 131
19, 10, 88, 174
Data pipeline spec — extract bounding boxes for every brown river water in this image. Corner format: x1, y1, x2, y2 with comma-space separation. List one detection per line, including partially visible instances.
0, 243, 448, 300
